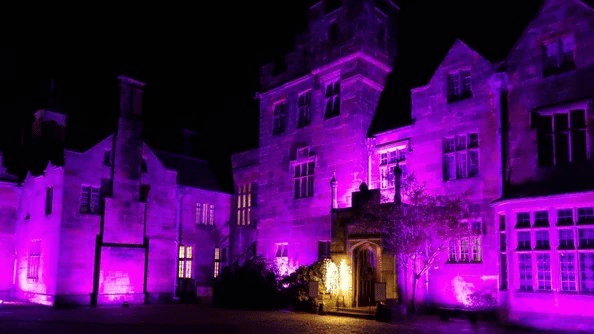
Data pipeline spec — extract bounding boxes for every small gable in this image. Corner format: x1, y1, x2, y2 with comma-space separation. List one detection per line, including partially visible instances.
423, 39, 491, 89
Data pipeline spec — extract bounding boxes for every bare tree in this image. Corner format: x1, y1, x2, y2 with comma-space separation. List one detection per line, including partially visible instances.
356, 171, 469, 313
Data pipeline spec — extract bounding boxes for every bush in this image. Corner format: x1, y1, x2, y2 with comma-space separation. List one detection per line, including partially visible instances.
277, 260, 325, 312
213, 256, 279, 310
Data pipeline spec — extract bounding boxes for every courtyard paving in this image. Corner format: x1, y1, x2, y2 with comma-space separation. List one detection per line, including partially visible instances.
0, 303, 580, 334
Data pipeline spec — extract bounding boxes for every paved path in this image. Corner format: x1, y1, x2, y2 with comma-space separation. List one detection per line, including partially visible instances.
0, 303, 574, 334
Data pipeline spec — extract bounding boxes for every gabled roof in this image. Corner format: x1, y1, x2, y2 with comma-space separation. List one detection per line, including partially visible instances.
153, 149, 225, 192
368, 0, 543, 137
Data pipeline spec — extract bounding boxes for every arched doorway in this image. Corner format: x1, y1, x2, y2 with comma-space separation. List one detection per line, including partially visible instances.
353, 244, 379, 307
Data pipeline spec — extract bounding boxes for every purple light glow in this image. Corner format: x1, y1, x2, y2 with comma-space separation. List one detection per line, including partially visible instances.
452, 276, 475, 307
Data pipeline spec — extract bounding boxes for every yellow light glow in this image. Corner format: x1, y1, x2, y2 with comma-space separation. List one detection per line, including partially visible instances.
186, 246, 193, 259
338, 259, 352, 294
178, 261, 184, 278
179, 246, 185, 259
324, 259, 338, 294
214, 262, 220, 278
185, 260, 192, 278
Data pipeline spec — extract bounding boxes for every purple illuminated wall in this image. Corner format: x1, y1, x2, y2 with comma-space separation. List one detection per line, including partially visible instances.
9, 76, 231, 306
0, 175, 19, 300
232, 0, 398, 270
232, 0, 594, 331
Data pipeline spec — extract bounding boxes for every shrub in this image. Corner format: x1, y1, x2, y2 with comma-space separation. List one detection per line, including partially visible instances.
213, 256, 279, 309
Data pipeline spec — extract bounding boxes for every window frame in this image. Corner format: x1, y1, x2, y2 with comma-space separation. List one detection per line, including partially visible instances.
446, 220, 483, 264
324, 80, 340, 119
237, 183, 254, 226
542, 34, 576, 77
447, 69, 472, 103
178, 245, 193, 279
443, 133, 479, 181
196, 202, 215, 225
378, 145, 407, 190
297, 90, 312, 128
27, 239, 41, 280
291, 150, 316, 200
272, 100, 288, 135
534, 103, 589, 167
80, 185, 101, 214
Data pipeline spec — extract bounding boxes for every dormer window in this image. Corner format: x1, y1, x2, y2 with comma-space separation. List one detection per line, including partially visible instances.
543, 35, 575, 76
447, 70, 472, 103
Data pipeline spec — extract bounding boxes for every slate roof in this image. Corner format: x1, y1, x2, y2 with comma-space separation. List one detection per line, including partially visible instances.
153, 149, 226, 192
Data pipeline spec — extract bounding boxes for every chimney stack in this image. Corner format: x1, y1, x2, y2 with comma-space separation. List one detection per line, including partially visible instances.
394, 163, 402, 206
181, 129, 197, 156
118, 76, 145, 118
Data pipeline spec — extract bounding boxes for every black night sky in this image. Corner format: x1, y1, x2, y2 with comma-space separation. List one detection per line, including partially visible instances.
1, 0, 542, 191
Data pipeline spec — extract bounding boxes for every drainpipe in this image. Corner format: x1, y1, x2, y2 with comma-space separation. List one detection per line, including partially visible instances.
489, 71, 509, 197
174, 186, 184, 299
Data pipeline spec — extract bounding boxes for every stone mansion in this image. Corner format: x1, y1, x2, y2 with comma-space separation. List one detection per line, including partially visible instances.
231, 0, 594, 330
1, 0, 594, 331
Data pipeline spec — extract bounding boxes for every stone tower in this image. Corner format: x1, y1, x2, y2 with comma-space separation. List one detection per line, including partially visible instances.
232, 0, 399, 267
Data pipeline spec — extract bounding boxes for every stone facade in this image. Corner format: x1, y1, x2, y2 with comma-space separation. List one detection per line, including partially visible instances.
491, 0, 594, 330
232, 0, 398, 272
0, 154, 19, 300
1, 76, 232, 306
232, 0, 594, 330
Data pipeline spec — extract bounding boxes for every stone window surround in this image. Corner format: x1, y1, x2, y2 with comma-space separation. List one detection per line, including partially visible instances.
272, 99, 288, 135
442, 132, 480, 181
447, 219, 483, 264
446, 67, 472, 103
297, 89, 312, 128
321, 71, 341, 119
290, 147, 316, 200
378, 143, 407, 190
533, 100, 590, 167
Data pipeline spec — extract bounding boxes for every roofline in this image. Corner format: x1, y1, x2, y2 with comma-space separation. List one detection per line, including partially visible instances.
369, 123, 414, 138
409, 38, 490, 91
490, 189, 594, 206
151, 148, 209, 164
257, 51, 391, 99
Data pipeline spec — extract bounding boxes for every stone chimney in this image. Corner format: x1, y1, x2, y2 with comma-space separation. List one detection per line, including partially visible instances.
118, 76, 145, 118
181, 129, 197, 156
330, 172, 338, 209
394, 163, 403, 206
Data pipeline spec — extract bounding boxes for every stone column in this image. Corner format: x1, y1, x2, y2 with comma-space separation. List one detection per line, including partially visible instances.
330, 172, 338, 209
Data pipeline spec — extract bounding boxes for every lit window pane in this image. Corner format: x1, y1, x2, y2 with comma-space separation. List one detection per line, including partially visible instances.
179, 246, 185, 259
178, 261, 184, 278
185, 260, 192, 278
